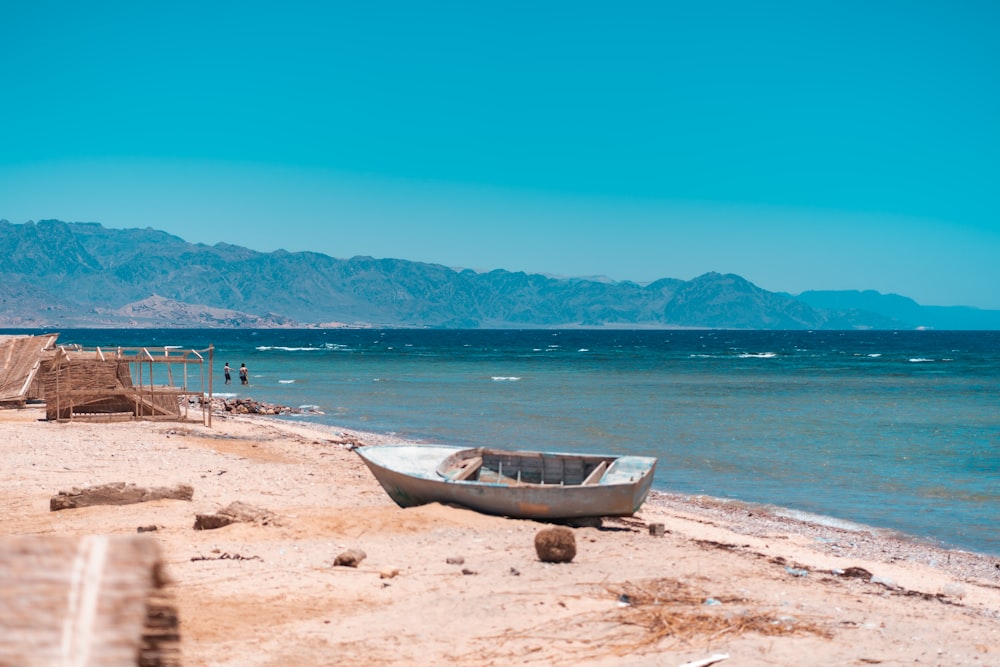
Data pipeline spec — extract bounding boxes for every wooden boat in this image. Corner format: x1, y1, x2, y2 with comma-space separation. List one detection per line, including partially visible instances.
355, 444, 657, 520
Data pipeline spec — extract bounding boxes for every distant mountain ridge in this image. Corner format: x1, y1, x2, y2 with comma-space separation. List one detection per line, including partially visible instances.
1, 219, 997, 329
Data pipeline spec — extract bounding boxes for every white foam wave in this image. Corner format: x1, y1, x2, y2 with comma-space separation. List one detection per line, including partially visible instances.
909, 357, 934, 363
739, 352, 777, 359
491, 376, 521, 381
278, 379, 295, 384
255, 343, 352, 352
577, 348, 590, 352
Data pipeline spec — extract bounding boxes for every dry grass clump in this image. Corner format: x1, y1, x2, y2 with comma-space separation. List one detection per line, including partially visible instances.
464, 577, 831, 664
608, 578, 832, 653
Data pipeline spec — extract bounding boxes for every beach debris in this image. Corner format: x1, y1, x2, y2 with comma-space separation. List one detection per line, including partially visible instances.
535, 526, 577, 563
137, 525, 159, 533
602, 578, 831, 651
648, 522, 666, 536
446, 556, 465, 565
941, 583, 967, 599
840, 566, 873, 579
50, 482, 194, 511
380, 566, 401, 579
492, 577, 830, 662
697, 539, 737, 551
606, 515, 647, 531
461, 568, 478, 576
194, 501, 279, 530
193, 513, 235, 530
679, 654, 730, 667
333, 433, 366, 450
333, 549, 367, 568
785, 566, 810, 577
191, 552, 261, 562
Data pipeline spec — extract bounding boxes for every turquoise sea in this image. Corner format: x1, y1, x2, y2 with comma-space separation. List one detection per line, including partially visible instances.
19, 328, 1000, 557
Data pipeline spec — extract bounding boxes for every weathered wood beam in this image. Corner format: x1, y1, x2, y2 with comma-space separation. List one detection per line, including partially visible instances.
50, 482, 194, 511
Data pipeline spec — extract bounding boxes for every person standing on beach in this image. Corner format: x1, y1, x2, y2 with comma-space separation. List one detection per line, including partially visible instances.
239, 363, 249, 385
224, 363, 232, 385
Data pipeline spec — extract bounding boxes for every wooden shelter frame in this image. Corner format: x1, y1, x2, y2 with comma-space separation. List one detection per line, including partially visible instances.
46, 344, 215, 426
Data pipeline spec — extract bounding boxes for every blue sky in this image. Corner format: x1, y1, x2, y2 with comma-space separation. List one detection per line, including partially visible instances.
2, 1, 998, 308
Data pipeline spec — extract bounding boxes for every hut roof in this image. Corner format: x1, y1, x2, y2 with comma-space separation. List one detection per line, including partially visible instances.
0, 333, 58, 405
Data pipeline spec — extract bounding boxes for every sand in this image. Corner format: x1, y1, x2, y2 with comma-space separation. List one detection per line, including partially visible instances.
1, 406, 998, 666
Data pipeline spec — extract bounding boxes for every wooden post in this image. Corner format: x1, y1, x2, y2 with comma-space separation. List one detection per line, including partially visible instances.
207, 344, 214, 427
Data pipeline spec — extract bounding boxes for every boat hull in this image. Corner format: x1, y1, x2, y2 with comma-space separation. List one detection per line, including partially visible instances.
355, 444, 656, 520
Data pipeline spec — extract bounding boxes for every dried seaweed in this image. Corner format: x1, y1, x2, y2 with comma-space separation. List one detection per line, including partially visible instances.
460, 577, 831, 664
608, 578, 831, 651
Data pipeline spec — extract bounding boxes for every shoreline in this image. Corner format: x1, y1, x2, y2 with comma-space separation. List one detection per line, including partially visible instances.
2, 406, 998, 665
641, 490, 1000, 585
220, 409, 1000, 587
278, 411, 1000, 563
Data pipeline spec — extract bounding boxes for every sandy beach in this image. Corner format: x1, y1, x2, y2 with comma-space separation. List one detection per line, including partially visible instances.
2, 405, 998, 666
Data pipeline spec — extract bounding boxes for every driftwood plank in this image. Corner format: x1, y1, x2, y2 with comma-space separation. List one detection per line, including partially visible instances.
193, 501, 279, 530
50, 482, 194, 511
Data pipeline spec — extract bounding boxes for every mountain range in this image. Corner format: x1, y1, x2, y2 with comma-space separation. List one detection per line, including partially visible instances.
2, 219, 997, 330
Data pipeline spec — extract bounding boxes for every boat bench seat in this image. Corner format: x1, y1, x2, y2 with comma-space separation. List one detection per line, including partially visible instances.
582, 461, 608, 485
448, 456, 483, 481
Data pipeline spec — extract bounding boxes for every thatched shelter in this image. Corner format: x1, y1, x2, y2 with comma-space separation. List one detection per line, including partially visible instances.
0, 333, 59, 406
42, 343, 214, 425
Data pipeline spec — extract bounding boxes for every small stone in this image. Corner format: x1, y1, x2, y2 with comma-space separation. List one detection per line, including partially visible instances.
941, 583, 966, 599
193, 514, 234, 531
333, 549, 367, 568
648, 523, 665, 536
380, 566, 400, 579
446, 556, 465, 565
534, 526, 576, 563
